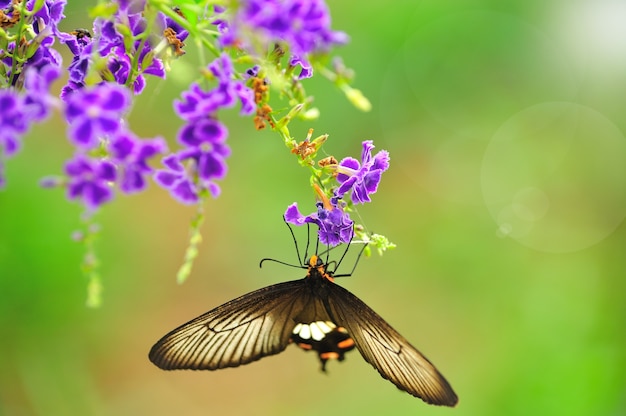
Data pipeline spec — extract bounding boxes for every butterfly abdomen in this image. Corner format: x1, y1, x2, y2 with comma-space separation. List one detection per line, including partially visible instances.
290, 321, 356, 371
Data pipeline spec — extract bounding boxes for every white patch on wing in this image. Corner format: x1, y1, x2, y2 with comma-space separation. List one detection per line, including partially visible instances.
299, 324, 311, 340
310, 322, 324, 341
317, 321, 333, 333
293, 321, 340, 342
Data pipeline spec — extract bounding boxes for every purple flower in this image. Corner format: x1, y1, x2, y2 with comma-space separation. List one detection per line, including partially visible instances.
156, 54, 251, 205
117, 0, 147, 14
88, 15, 161, 94
0, 91, 27, 187
153, 155, 199, 204
2, 36, 62, 86
209, 52, 235, 84
109, 131, 168, 194
154, 144, 229, 204
59, 3, 166, 98
58, 28, 92, 56
0, 64, 60, 187
174, 54, 256, 120
154, 117, 230, 204
185, 145, 229, 188
64, 83, 130, 149
178, 118, 228, 147
23, 36, 63, 71
289, 55, 312, 79
65, 154, 117, 210
106, 46, 153, 94
224, 0, 348, 79
335, 140, 390, 205
0, 1, 65, 87
285, 201, 354, 246
58, 30, 92, 99
245, 65, 261, 78
158, 54, 253, 204
0, 91, 28, 156
23, 64, 61, 122
29, 0, 67, 35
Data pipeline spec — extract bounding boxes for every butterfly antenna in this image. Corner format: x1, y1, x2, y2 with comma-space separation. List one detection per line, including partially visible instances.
314, 233, 320, 257
325, 242, 331, 265
303, 223, 311, 265
333, 229, 369, 278
259, 257, 306, 269
283, 215, 302, 266
333, 226, 355, 272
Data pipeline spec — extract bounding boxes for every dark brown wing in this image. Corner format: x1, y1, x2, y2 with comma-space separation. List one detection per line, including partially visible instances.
149, 280, 308, 370
326, 284, 458, 406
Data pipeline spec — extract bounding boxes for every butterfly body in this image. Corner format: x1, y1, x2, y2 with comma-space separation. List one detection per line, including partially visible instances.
149, 255, 458, 407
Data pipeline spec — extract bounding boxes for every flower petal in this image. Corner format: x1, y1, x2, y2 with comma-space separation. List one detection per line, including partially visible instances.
372, 150, 390, 172
198, 151, 226, 180
154, 170, 180, 188
284, 203, 307, 225
360, 140, 375, 165
171, 179, 199, 204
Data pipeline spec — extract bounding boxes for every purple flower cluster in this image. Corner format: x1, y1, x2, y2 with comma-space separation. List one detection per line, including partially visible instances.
62, 83, 167, 210
0, 66, 61, 187
0, 0, 67, 186
23, 64, 61, 121
58, 1, 190, 99
1, 0, 362, 223
154, 54, 255, 204
218, 0, 347, 79
0, 0, 175, 193
0, 66, 59, 162
0, 91, 27, 187
285, 140, 390, 246
0, 0, 64, 87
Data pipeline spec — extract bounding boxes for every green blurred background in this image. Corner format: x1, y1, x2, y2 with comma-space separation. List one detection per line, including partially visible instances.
1, 0, 625, 414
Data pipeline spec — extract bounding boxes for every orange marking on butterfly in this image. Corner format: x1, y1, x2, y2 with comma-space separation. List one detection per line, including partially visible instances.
308, 255, 334, 283
337, 338, 355, 349
320, 352, 340, 361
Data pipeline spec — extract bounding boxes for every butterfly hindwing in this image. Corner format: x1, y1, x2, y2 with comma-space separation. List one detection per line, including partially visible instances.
149, 279, 308, 370
326, 284, 458, 406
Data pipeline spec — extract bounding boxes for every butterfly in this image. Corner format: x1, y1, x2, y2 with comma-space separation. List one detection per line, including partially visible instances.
149, 243, 458, 407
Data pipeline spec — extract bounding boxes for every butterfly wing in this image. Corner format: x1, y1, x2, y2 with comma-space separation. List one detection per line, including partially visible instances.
149, 279, 308, 370
326, 284, 458, 406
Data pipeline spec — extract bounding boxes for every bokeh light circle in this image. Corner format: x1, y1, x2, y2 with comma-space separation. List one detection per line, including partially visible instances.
482, 102, 626, 252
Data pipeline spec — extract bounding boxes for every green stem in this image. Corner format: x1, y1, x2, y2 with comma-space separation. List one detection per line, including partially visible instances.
7, 0, 31, 86
79, 215, 102, 308
176, 200, 205, 284
150, 1, 220, 58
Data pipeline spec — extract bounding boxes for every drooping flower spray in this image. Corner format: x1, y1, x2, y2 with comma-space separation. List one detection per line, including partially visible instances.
0, 0, 391, 306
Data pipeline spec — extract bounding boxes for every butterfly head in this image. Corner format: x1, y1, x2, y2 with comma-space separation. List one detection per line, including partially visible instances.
307, 255, 334, 282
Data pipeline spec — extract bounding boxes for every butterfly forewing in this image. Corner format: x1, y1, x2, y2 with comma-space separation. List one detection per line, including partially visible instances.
149, 280, 308, 370
326, 284, 458, 406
